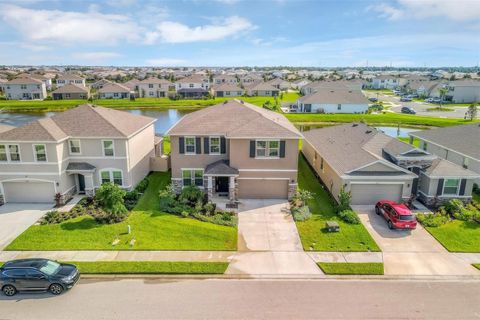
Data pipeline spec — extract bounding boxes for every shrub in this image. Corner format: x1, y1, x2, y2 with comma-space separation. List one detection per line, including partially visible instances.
134, 177, 149, 194
203, 202, 216, 216
338, 210, 360, 224
159, 185, 178, 213
291, 205, 311, 221
40, 210, 62, 225
179, 185, 205, 206
337, 187, 351, 213
95, 183, 128, 217
416, 213, 449, 227
290, 189, 313, 208
444, 199, 465, 216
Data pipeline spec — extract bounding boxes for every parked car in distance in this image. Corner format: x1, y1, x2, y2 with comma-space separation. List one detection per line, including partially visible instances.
425, 97, 434, 103
400, 96, 412, 102
375, 200, 417, 230
0, 259, 80, 296
368, 97, 378, 102
401, 106, 416, 114
393, 90, 402, 95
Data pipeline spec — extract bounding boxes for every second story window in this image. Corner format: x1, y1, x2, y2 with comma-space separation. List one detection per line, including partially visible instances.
0, 145, 7, 161
256, 140, 279, 158
69, 140, 81, 154
209, 137, 220, 154
149, 84, 153, 88
103, 140, 114, 157
189, 84, 194, 88
21, 85, 27, 90
185, 137, 196, 154
34, 144, 47, 162
8, 145, 20, 162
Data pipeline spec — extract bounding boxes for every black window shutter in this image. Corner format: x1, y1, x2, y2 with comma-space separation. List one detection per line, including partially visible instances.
436, 178, 444, 196
196, 137, 201, 154
204, 137, 209, 155
179, 137, 185, 154
249, 140, 255, 158
221, 137, 226, 154
459, 179, 467, 195
279, 140, 286, 158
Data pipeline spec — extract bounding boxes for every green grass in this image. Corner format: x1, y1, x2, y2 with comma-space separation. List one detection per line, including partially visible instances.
295, 155, 380, 252
473, 192, 480, 203
286, 113, 478, 127
398, 137, 421, 147
474, 264, 480, 271
67, 261, 228, 274
426, 107, 454, 112
425, 220, 480, 252
0, 93, 300, 112
363, 89, 393, 95
6, 172, 237, 251
318, 263, 384, 275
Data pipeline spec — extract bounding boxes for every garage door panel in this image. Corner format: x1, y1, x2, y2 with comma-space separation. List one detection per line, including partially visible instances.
3, 181, 55, 203
238, 179, 288, 199
351, 183, 402, 205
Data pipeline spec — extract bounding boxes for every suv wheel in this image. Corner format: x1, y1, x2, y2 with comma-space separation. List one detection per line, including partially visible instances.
2, 285, 17, 296
375, 206, 381, 215
388, 220, 394, 230
49, 283, 64, 295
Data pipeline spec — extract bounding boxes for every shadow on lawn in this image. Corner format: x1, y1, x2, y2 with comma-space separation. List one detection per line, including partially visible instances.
60, 217, 101, 231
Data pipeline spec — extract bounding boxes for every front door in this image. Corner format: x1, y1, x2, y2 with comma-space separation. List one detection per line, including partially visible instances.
410, 167, 421, 195
215, 177, 229, 193
78, 174, 85, 193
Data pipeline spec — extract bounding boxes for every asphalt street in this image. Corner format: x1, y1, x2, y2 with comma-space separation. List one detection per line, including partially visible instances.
1, 278, 479, 319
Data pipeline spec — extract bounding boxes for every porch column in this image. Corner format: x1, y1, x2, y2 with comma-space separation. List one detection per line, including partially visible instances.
84, 174, 95, 197
229, 176, 236, 202
207, 176, 213, 201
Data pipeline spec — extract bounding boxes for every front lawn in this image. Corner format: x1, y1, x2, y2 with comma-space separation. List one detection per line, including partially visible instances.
6, 172, 237, 251
318, 263, 384, 275
68, 261, 228, 274
295, 155, 380, 252
424, 220, 480, 252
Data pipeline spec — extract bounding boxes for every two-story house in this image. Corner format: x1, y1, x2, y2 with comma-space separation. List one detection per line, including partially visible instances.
1, 77, 47, 100
56, 74, 86, 88
138, 77, 175, 98
175, 75, 210, 98
0, 105, 156, 205
167, 100, 303, 201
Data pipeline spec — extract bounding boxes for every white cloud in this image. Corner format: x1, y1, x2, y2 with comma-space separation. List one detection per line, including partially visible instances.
19, 43, 51, 52
0, 4, 141, 44
370, 0, 480, 21
146, 16, 255, 44
72, 52, 122, 61
145, 58, 187, 66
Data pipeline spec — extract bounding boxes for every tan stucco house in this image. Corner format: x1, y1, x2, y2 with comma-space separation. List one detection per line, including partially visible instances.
0, 105, 157, 205
167, 100, 302, 201
52, 84, 89, 100
302, 123, 478, 206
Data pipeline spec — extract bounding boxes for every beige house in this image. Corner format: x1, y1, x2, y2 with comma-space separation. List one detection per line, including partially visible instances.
209, 83, 244, 97
0, 105, 157, 205
1, 77, 47, 100
138, 78, 175, 98
56, 74, 86, 88
98, 83, 132, 99
245, 82, 279, 97
302, 123, 478, 206
167, 100, 302, 201
52, 84, 89, 100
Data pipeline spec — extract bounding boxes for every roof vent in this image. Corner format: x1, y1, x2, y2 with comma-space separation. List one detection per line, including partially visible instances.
223, 100, 228, 104
365, 130, 372, 134
352, 123, 358, 127
330, 90, 334, 93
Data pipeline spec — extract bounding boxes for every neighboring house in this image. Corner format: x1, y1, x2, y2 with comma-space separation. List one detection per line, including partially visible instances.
210, 83, 245, 97
266, 78, 291, 91
239, 74, 263, 84
297, 89, 369, 113
138, 78, 175, 98
17, 73, 53, 90
245, 82, 279, 96
370, 76, 405, 89
1, 78, 47, 100
300, 80, 364, 95
123, 79, 140, 92
175, 75, 210, 99
56, 74, 86, 88
212, 75, 238, 85
52, 84, 89, 100
0, 105, 157, 205
98, 83, 131, 99
443, 81, 480, 103
292, 79, 310, 90
91, 79, 112, 90
302, 123, 478, 206
409, 123, 480, 184
405, 81, 440, 97
167, 100, 302, 201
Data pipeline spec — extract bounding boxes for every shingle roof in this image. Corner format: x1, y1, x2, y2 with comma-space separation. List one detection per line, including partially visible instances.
139, 77, 173, 85
211, 83, 244, 92
205, 160, 239, 176
52, 84, 88, 94
0, 105, 156, 141
176, 75, 208, 83
57, 74, 84, 81
98, 82, 131, 93
66, 162, 96, 172
0, 124, 15, 133
167, 100, 302, 139
5, 77, 43, 85
298, 88, 368, 104
247, 82, 278, 91
410, 123, 480, 160
424, 159, 479, 177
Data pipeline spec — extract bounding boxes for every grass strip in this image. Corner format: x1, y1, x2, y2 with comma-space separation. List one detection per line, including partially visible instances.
318, 262, 384, 275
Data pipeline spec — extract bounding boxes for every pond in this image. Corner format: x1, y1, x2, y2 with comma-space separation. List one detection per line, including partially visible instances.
0, 109, 192, 135
296, 124, 420, 138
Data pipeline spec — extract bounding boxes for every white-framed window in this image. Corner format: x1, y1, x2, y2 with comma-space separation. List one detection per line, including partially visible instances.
102, 140, 114, 157
69, 140, 81, 154
209, 136, 220, 154
113, 93, 119, 97
148, 84, 153, 88
265, 91, 270, 95
100, 170, 123, 186
8, 145, 20, 162
337, 104, 341, 110
21, 85, 27, 90
33, 144, 47, 162
185, 136, 196, 154
182, 169, 204, 187
65, 93, 70, 98
443, 179, 460, 195
189, 83, 194, 88
0, 145, 7, 161
256, 140, 279, 158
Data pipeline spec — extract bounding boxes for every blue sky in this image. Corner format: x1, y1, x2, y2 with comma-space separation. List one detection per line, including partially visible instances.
0, 0, 479, 67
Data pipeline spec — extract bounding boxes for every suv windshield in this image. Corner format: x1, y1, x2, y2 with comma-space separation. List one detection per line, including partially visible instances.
398, 215, 414, 221
39, 261, 61, 276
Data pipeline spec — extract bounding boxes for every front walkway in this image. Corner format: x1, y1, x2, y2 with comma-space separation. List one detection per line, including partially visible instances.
225, 199, 323, 276
0, 203, 52, 250
353, 205, 479, 276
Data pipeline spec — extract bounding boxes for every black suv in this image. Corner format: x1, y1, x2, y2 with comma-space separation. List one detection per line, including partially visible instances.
401, 106, 416, 114
0, 259, 80, 296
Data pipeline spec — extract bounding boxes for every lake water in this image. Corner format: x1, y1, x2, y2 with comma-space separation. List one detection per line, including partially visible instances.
0, 109, 420, 138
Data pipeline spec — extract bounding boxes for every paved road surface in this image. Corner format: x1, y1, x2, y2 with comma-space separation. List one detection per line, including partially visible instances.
1, 278, 480, 319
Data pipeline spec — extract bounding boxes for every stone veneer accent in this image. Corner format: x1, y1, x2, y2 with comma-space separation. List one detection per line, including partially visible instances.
58, 187, 77, 206
204, 177, 213, 201
417, 193, 472, 208
288, 183, 297, 201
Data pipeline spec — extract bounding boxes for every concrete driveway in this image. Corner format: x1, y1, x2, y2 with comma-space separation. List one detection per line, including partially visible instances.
226, 199, 322, 276
354, 205, 479, 276
0, 203, 51, 250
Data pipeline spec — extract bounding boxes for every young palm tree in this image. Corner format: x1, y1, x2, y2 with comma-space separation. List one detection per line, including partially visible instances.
438, 87, 449, 110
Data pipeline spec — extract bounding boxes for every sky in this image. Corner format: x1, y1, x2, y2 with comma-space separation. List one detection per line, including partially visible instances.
0, 0, 479, 67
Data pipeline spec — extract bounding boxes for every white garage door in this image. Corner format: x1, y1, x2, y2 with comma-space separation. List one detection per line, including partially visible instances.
350, 183, 403, 205
238, 179, 288, 199
3, 181, 55, 203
